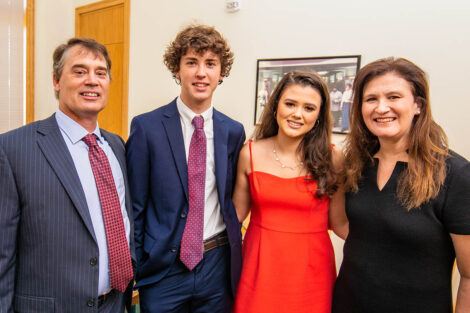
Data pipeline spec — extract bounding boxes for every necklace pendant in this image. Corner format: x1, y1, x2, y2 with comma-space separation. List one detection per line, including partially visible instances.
272, 144, 303, 171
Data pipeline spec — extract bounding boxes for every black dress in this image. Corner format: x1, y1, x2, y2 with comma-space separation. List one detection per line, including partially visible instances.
332, 152, 470, 313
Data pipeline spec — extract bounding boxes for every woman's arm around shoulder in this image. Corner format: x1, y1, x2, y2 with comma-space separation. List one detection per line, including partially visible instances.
451, 234, 470, 313
447, 157, 470, 312
328, 146, 349, 240
233, 142, 252, 223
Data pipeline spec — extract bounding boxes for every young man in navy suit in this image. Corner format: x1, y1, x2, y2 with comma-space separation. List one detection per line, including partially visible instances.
126, 25, 245, 312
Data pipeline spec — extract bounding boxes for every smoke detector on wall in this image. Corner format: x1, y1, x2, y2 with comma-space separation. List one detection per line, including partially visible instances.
226, 0, 241, 12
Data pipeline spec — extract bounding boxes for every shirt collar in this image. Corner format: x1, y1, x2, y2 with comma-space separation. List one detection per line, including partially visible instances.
176, 96, 213, 126
55, 109, 102, 144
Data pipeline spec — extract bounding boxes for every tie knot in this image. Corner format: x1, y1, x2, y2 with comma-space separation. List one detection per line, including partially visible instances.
82, 134, 98, 148
192, 116, 204, 130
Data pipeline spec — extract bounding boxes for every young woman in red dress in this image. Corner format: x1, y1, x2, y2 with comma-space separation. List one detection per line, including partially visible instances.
232, 71, 348, 313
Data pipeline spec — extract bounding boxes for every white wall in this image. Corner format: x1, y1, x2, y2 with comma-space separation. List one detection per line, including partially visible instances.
35, 0, 469, 299
34, 0, 93, 119
127, 0, 470, 158
36, 0, 470, 160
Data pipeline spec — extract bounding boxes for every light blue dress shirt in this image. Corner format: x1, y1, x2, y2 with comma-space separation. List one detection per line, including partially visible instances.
55, 109, 130, 295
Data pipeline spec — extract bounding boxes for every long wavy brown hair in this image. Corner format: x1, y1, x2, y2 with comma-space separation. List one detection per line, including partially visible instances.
343, 57, 449, 209
254, 70, 337, 198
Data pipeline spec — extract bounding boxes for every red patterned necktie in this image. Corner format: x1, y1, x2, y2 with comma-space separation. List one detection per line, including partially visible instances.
82, 134, 133, 293
180, 116, 206, 270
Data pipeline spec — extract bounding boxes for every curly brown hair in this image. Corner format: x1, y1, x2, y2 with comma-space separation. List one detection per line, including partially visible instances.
343, 57, 449, 209
163, 25, 234, 79
254, 70, 337, 198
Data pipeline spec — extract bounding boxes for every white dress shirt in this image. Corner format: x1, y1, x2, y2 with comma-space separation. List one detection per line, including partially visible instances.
55, 109, 130, 295
176, 96, 225, 240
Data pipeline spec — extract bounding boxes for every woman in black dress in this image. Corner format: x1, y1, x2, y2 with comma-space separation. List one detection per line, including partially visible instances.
332, 57, 470, 313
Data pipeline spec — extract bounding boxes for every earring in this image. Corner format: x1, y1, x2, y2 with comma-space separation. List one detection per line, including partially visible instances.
174, 77, 181, 85
417, 109, 421, 114
218, 80, 223, 85
313, 119, 320, 128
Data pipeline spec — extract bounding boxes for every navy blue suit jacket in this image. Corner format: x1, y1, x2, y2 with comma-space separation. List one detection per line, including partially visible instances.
126, 99, 245, 297
0, 115, 135, 313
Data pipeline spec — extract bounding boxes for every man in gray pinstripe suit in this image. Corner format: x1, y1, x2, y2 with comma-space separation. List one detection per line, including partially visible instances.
0, 38, 134, 313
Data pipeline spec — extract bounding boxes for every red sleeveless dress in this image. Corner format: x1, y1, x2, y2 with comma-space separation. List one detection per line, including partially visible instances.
233, 141, 336, 313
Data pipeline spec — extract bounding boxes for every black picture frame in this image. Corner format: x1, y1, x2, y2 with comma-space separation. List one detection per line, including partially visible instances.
254, 55, 361, 133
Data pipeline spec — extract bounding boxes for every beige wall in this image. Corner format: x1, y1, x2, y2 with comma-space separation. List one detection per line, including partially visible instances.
35, 0, 469, 299
36, 0, 470, 160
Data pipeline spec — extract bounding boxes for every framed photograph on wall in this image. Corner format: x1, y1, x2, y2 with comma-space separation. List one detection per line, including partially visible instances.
254, 55, 361, 133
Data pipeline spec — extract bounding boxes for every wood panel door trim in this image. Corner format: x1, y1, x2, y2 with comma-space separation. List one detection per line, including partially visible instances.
75, 0, 125, 13
75, 0, 130, 139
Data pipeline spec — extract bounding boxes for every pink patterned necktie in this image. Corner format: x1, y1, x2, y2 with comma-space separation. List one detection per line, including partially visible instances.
180, 116, 206, 270
82, 134, 133, 293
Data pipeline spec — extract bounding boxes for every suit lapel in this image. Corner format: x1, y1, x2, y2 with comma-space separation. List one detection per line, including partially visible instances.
36, 115, 97, 242
102, 131, 125, 170
162, 101, 189, 201
213, 109, 228, 205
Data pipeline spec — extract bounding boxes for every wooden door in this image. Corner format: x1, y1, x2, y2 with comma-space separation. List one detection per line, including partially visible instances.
75, 0, 130, 139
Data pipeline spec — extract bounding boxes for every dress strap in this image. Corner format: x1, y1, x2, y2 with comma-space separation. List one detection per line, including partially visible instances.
249, 139, 254, 172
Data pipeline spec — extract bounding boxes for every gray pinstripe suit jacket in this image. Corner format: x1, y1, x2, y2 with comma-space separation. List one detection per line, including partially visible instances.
0, 114, 135, 313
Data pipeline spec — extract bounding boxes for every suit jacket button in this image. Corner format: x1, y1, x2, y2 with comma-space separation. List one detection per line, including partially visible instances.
170, 246, 177, 253
90, 257, 97, 266
87, 299, 94, 307
180, 212, 187, 218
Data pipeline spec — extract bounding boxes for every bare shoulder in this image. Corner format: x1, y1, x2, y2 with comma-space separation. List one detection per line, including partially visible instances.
237, 142, 252, 173
241, 138, 273, 172
251, 137, 273, 151
239, 138, 272, 159
239, 142, 251, 161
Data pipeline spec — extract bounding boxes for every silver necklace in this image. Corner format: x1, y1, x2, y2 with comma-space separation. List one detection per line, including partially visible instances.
272, 145, 304, 170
